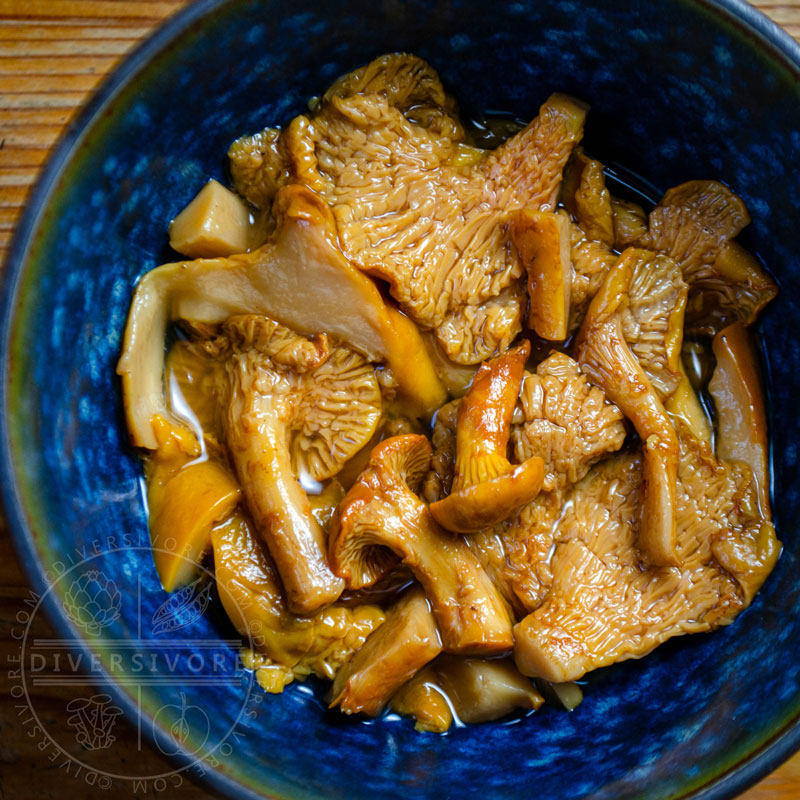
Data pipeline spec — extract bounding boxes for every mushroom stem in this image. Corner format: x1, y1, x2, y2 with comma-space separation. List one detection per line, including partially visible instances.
329, 587, 441, 716
429, 342, 545, 533
575, 255, 680, 566
225, 368, 344, 615
708, 322, 771, 518
329, 435, 514, 653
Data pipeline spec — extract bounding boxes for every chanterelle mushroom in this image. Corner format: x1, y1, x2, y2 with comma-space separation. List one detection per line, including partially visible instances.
329, 435, 513, 654
635, 180, 777, 335
575, 248, 687, 566
230, 53, 587, 364
329, 586, 442, 716
513, 420, 780, 682
212, 510, 384, 693
426, 352, 626, 614
429, 342, 545, 533
117, 184, 444, 451
208, 314, 382, 615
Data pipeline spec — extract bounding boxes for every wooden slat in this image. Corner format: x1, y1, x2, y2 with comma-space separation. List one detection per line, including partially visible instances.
0, 54, 119, 73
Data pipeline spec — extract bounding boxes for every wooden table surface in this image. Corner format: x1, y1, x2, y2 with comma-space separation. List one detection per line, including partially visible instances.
0, 1, 799, 798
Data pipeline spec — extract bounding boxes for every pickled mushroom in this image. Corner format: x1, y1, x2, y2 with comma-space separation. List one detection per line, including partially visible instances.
329, 587, 442, 716
391, 655, 543, 732
212, 511, 384, 690
575, 249, 684, 566
637, 180, 777, 334
231, 53, 588, 364
430, 342, 545, 532
514, 423, 779, 682
708, 322, 771, 517
510, 209, 573, 341
117, 184, 444, 451
329, 435, 514, 653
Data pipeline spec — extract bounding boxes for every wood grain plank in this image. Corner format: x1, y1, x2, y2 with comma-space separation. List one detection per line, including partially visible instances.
0, 55, 119, 73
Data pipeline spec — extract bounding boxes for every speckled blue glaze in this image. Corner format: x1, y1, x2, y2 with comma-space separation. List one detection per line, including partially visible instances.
3, 1, 800, 798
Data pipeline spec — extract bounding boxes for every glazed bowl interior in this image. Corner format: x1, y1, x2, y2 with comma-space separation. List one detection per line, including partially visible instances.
4, 1, 800, 798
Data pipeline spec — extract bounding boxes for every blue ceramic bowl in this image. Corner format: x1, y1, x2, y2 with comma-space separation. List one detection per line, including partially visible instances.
3, 1, 800, 798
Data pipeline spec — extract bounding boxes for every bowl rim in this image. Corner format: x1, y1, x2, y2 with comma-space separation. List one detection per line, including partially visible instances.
2, 1, 799, 798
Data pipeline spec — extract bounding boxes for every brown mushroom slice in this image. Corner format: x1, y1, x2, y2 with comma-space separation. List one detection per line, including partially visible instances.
212, 511, 384, 682
566, 221, 619, 334
560, 148, 614, 247
685, 241, 778, 336
639, 180, 776, 335
117, 184, 441, 450
329, 587, 442, 716
390, 663, 454, 733
708, 322, 771, 517
218, 316, 382, 615
143, 416, 241, 592
434, 655, 544, 724
611, 197, 648, 250
514, 428, 777, 682
510, 209, 572, 341
621, 249, 688, 399
575, 251, 680, 566
329, 435, 513, 654
430, 343, 545, 533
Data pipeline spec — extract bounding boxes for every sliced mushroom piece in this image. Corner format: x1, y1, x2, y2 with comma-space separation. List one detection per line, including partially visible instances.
217, 315, 382, 615
144, 417, 241, 592
391, 655, 544, 732
433, 655, 544, 724
638, 180, 776, 335
117, 184, 441, 451
708, 322, 771, 517
212, 511, 384, 681
575, 250, 681, 566
685, 240, 778, 336
391, 664, 453, 733
329, 587, 442, 716
429, 343, 545, 533
611, 197, 648, 250
329, 435, 514, 654
560, 148, 614, 247
168, 179, 269, 259
510, 209, 572, 341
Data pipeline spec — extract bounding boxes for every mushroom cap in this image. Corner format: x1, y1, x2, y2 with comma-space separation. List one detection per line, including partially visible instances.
430, 341, 543, 532
430, 456, 545, 533
329, 435, 432, 589
214, 314, 383, 482
619, 248, 688, 399
637, 180, 775, 335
